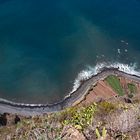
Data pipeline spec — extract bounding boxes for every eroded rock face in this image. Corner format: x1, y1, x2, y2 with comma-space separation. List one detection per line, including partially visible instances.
61, 125, 86, 140
105, 107, 140, 132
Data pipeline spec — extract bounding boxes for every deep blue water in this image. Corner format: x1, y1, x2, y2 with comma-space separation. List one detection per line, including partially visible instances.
0, 0, 140, 103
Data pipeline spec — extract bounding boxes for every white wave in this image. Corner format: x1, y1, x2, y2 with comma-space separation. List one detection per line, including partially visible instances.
0, 97, 43, 106
117, 49, 121, 54
71, 62, 140, 93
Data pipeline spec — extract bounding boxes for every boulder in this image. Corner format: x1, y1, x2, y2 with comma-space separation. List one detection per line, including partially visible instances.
61, 125, 86, 140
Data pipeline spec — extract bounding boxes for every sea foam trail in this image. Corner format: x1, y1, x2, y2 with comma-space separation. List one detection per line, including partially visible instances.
71, 62, 140, 93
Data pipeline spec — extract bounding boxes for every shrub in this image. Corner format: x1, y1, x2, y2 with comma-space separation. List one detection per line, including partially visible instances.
97, 101, 117, 115
61, 103, 97, 130
127, 83, 137, 94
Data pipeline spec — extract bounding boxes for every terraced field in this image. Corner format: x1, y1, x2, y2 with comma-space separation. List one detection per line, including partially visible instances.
105, 75, 124, 96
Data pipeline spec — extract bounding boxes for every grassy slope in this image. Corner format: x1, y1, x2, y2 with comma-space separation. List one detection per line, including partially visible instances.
105, 75, 124, 96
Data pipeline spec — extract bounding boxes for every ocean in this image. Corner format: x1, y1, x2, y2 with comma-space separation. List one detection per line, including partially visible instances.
0, 0, 140, 104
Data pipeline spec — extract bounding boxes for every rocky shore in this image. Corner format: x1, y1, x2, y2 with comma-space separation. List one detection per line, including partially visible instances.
1, 68, 140, 116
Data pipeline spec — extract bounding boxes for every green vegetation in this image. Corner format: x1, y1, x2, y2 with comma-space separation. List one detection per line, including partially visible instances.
128, 93, 134, 98
97, 101, 117, 115
61, 103, 97, 130
105, 75, 124, 96
127, 83, 137, 94
95, 127, 107, 139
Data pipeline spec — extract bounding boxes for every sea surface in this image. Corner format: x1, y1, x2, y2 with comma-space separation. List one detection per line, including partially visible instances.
0, 0, 140, 104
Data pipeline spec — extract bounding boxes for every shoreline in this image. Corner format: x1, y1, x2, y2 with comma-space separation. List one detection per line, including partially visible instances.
1, 68, 140, 116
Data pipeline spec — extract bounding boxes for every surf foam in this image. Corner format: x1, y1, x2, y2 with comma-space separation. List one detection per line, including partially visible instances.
71, 62, 140, 93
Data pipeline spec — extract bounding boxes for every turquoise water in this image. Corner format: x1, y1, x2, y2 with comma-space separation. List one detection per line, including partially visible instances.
0, 0, 140, 103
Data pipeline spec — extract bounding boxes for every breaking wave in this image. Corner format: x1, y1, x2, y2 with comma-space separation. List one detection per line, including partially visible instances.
71, 62, 140, 93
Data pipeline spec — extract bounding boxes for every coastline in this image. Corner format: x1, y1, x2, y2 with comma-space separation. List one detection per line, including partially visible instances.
1, 68, 140, 116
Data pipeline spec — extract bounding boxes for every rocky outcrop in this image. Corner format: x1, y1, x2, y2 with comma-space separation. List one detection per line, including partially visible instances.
0, 113, 20, 126
61, 125, 86, 140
